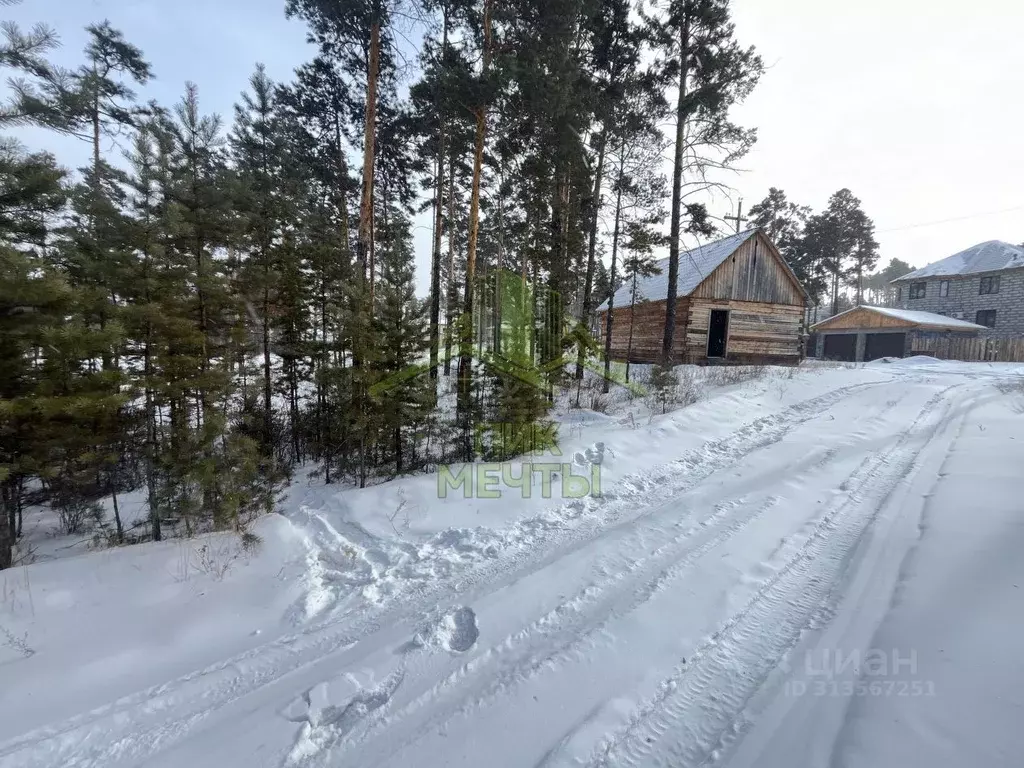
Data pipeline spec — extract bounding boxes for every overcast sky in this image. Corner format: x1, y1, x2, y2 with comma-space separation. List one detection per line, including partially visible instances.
6, 0, 1023, 293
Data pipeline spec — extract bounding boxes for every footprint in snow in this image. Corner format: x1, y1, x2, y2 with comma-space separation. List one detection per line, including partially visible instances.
405, 606, 480, 654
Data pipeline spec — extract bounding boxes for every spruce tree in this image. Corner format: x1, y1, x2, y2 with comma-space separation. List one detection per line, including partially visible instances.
231, 64, 288, 463
372, 208, 431, 473
0, 147, 68, 566
621, 224, 662, 383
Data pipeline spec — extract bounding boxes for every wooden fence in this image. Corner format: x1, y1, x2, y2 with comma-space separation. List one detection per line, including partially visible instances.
909, 335, 1024, 363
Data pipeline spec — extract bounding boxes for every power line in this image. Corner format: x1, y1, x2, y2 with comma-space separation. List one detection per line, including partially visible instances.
877, 205, 1024, 234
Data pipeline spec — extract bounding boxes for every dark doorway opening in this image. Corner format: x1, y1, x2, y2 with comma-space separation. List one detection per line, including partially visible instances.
823, 333, 857, 361
707, 309, 729, 358
864, 332, 906, 361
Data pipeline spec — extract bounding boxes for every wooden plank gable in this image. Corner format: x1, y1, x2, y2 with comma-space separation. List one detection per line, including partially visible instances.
691, 230, 805, 306
813, 307, 916, 331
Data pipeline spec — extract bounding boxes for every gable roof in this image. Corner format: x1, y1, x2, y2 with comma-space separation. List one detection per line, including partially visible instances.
893, 241, 1024, 281
597, 229, 759, 312
811, 305, 986, 332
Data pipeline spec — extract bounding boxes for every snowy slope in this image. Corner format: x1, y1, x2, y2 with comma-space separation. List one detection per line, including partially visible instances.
2, 360, 1024, 768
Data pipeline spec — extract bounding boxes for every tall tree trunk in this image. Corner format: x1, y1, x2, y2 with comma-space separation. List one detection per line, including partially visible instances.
262, 282, 272, 448
443, 150, 457, 376
335, 114, 351, 257
602, 150, 626, 394
575, 129, 607, 383
318, 252, 331, 484
110, 487, 123, 544
661, 13, 691, 365
429, 10, 449, 381
626, 278, 639, 383
457, 0, 492, 455
359, 21, 381, 302
493, 163, 504, 354
0, 483, 13, 570
143, 252, 161, 541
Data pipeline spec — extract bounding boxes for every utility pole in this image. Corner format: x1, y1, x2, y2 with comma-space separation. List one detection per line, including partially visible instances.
725, 198, 746, 234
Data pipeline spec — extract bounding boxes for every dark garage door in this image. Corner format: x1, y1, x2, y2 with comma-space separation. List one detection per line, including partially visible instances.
864, 332, 905, 361
823, 334, 857, 361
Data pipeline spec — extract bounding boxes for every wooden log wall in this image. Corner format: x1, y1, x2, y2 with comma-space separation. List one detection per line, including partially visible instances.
598, 297, 690, 363
596, 231, 807, 365
685, 299, 804, 361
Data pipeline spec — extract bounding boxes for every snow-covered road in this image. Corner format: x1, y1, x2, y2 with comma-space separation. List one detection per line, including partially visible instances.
3, 361, 1023, 768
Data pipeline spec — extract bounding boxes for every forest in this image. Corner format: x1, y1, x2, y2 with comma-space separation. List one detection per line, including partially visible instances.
0, 0, 890, 568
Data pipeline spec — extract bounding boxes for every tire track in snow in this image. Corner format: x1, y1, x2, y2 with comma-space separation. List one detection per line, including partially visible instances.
310, 495, 787, 767
0, 380, 892, 768
579, 386, 960, 768
308, 391, 915, 766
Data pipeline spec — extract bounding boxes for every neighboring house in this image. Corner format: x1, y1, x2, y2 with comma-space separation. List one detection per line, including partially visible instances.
891, 241, 1024, 338
810, 305, 986, 362
596, 229, 808, 365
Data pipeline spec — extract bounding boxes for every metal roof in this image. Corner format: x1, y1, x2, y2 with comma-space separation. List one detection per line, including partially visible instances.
596, 229, 758, 312
812, 305, 987, 332
893, 241, 1024, 281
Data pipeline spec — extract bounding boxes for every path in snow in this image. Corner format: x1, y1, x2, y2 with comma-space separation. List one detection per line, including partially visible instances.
1, 363, 1020, 768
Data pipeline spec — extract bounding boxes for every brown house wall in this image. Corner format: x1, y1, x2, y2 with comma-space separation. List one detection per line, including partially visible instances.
685, 299, 804, 362
599, 298, 803, 365
599, 296, 690, 364
597, 231, 806, 365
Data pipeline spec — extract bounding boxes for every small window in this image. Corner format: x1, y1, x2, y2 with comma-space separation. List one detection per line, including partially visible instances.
976, 309, 997, 328
909, 282, 927, 299
979, 275, 1000, 295
939, 280, 949, 297
897, 286, 902, 301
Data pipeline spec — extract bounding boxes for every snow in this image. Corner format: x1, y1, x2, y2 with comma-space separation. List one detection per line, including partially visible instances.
814, 305, 988, 331
3, 360, 1024, 768
894, 239, 1024, 280
595, 229, 757, 312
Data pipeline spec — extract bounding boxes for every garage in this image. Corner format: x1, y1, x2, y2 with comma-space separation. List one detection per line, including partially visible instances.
864, 332, 906, 361
822, 333, 857, 361
811, 306, 986, 363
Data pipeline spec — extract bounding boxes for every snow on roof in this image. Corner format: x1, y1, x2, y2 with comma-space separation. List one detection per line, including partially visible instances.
893, 241, 1024, 281
813, 305, 987, 331
596, 229, 757, 312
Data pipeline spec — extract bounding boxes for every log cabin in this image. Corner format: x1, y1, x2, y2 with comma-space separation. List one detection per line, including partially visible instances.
596, 229, 808, 365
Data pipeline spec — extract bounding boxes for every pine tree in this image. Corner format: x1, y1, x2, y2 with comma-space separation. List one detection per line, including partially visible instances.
748, 188, 820, 299
372, 208, 431, 473
123, 119, 173, 541
61, 22, 151, 370
231, 64, 289, 464
574, 0, 652, 382
278, 66, 357, 478
0, 24, 77, 565
0, 145, 69, 566
621, 223, 662, 383
650, 0, 762, 364
803, 189, 877, 314
601, 86, 668, 393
